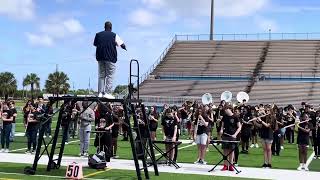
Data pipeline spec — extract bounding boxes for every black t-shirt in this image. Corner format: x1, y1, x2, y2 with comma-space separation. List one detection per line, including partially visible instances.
161, 116, 177, 137
149, 113, 158, 130
10, 108, 17, 123
27, 112, 39, 129
222, 115, 239, 135
260, 117, 274, 140
2, 109, 13, 125
196, 115, 209, 135
112, 113, 119, 132
297, 122, 310, 145
241, 115, 252, 134
284, 114, 295, 127
180, 109, 188, 119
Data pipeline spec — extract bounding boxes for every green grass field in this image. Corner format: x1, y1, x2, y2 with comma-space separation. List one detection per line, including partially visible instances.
2, 101, 319, 179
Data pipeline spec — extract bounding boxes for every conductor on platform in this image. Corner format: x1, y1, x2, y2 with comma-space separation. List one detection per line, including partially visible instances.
94, 21, 127, 96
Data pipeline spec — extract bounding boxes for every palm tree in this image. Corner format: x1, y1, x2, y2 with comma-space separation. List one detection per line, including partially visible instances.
45, 71, 70, 97
23, 73, 40, 100
0, 72, 17, 100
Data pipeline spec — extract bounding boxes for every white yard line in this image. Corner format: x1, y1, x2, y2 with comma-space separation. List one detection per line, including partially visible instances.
10, 138, 94, 152
154, 144, 195, 157
306, 151, 315, 168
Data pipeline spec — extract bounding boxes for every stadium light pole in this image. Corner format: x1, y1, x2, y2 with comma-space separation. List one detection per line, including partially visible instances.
210, 0, 214, 40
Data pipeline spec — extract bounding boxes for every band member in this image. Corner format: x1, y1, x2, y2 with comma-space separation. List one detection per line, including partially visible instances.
272, 106, 283, 156
233, 108, 241, 166
285, 106, 295, 144
25, 109, 39, 154
94, 103, 114, 162
161, 108, 178, 164
149, 106, 159, 141
241, 106, 252, 154
111, 104, 120, 159
70, 103, 80, 139
314, 112, 320, 159
79, 101, 95, 157
8, 101, 17, 142
205, 104, 214, 152
179, 103, 189, 136
215, 104, 224, 144
255, 107, 277, 168
220, 106, 241, 171
1, 103, 13, 153
250, 107, 259, 148
297, 113, 310, 171
194, 106, 209, 165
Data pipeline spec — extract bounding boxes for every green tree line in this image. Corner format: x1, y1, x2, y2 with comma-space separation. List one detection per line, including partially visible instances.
0, 71, 127, 100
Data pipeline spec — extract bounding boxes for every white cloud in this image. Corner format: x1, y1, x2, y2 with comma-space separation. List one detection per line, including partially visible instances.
255, 16, 278, 32
0, 0, 35, 20
129, 9, 158, 27
141, 0, 269, 18
26, 33, 54, 46
26, 18, 85, 46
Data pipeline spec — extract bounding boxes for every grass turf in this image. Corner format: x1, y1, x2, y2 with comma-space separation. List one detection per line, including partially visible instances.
0, 162, 256, 180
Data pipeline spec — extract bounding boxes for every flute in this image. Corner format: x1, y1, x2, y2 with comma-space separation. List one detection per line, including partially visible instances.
283, 119, 309, 129
246, 113, 270, 123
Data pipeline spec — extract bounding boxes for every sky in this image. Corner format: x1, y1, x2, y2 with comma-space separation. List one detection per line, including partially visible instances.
1, 0, 320, 91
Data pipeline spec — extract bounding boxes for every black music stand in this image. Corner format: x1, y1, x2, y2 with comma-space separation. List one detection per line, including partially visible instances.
151, 140, 182, 169
92, 130, 110, 155
208, 140, 241, 174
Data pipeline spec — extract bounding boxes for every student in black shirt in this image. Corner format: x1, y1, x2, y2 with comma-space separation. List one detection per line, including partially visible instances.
296, 113, 310, 171
272, 106, 282, 156
111, 105, 120, 159
179, 103, 189, 136
0, 103, 13, 152
205, 105, 214, 152
220, 106, 241, 171
161, 108, 178, 163
149, 106, 159, 141
26, 110, 40, 154
194, 106, 209, 165
240, 106, 252, 154
314, 111, 320, 159
215, 105, 224, 143
284, 106, 296, 144
8, 101, 17, 142
255, 107, 277, 168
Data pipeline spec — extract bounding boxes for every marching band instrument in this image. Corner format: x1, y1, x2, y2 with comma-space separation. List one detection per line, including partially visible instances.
236, 92, 249, 103
202, 93, 213, 105
221, 91, 233, 102
283, 119, 309, 129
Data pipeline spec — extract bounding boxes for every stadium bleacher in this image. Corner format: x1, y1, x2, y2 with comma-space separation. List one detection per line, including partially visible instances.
139, 39, 320, 106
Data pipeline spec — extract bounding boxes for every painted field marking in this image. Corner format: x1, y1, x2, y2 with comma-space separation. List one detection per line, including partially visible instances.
83, 168, 112, 178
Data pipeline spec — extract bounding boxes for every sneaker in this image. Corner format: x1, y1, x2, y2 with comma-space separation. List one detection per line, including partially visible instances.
113, 155, 119, 159
198, 159, 204, 165
83, 152, 89, 157
44, 135, 47, 138
304, 167, 309, 171
79, 153, 84, 157
202, 160, 207, 165
318, 156, 320, 160
306, 145, 310, 148
221, 164, 228, 171
267, 164, 272, 168
103, 93, 115, 99
194, 159, 200, 164
255, 143, 259, 148
297, 164, 303, 171
25, 150, 31, 154
192, 142, 196, 145
65, 142, 69, 145
314, 156, 317, 160
98, 92, 103, 97
206, 148, 209, 152
233, 163, 239, 167
250, 144, 255, 148
281, 146, 284, 150
262, 163, 267, 168
0, 149, 4, 153
4, 149, 9, 153
49, 135, 52, 138
31, 150, 35, 154
229, 165, 234, 171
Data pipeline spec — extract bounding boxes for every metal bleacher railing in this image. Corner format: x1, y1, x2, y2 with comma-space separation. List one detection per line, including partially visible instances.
176, 32, 320, 41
